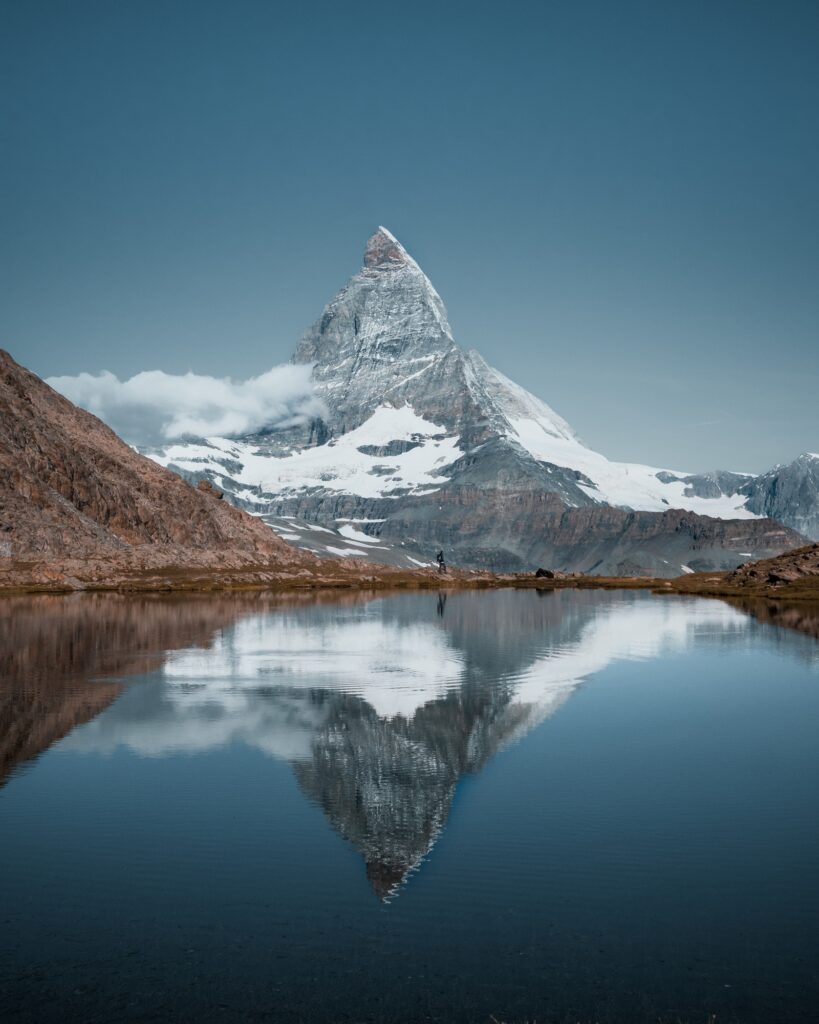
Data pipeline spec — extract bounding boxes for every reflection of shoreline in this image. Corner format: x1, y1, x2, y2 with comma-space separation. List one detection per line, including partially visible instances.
0, 589, 401, 691
0, 676, 121, 790
0, 590, 402, 788
0, 593, 265, 786
725, 597, 819, 642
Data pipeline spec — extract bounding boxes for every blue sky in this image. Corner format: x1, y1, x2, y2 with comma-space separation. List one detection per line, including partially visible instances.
2, 0, 817, 472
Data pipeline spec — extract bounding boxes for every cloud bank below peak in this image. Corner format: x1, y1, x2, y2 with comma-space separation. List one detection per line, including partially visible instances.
47, 363, 325, 445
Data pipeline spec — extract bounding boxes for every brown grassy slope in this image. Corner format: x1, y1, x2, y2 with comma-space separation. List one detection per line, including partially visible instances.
0, 349, 332, 586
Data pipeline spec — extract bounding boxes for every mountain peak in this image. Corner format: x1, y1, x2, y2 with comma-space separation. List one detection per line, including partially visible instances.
363, 226, 412, 270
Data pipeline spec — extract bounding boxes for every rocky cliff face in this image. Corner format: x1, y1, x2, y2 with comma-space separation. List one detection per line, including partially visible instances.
655, 459, 819, 541
149, 228, 809, 575
290, 229, 579, 453
740, 454, 819, 540
377, 487, 803, 575
0, 349, 322, 588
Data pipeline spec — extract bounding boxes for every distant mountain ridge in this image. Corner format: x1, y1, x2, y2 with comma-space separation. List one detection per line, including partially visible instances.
740, 453, 819, 540
147, 227, 812, 574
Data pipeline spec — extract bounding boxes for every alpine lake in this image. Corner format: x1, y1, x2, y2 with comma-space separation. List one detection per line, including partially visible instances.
1, 587, 818, 1024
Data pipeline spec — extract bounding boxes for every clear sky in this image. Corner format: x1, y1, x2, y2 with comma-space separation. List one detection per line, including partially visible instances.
2, 0, 817, 473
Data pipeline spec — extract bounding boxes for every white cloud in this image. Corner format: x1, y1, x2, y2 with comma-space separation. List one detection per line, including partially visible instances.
47, 364, 326, 445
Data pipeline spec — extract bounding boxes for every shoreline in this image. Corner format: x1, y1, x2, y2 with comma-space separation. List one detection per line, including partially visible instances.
2, 564, 818, 602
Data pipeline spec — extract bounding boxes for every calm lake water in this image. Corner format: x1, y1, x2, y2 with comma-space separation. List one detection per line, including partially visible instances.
1, 588, 818, 1023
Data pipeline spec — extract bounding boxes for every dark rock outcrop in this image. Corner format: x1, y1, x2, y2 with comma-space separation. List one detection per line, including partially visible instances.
377, 484, 804, 576
197, 479, 224, 499
725, 542, 819, 589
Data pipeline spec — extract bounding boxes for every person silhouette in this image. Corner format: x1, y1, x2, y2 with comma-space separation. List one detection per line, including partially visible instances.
436, 550, 446, 573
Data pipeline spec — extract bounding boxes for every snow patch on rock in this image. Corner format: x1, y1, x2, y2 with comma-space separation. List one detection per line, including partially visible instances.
153, 405, 461, 501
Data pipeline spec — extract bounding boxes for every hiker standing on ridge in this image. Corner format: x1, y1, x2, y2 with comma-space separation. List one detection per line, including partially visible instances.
436, 550, 446, 573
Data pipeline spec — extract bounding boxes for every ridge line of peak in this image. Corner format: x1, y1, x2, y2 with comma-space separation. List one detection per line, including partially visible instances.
376, 225, 400, 244
363, 226, 412, 270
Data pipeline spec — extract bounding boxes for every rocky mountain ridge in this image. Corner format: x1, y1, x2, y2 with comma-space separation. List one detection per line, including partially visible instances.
148, 227, 812, 575
740, 453, 819, 539
0, 349, 327, 589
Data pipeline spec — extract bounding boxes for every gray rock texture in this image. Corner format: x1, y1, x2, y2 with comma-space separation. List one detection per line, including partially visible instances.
739, 454, 819, 541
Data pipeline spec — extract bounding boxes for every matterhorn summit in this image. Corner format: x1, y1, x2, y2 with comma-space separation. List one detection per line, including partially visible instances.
293, 226, 461, 438
149, 228, 806, 574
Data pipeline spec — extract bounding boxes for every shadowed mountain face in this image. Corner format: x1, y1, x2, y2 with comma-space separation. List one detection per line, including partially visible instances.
5, 588, 801, 901
148, 229, 809, 575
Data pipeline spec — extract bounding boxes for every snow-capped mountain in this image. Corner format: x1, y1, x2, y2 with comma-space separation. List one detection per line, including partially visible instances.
148, 227, 810, 574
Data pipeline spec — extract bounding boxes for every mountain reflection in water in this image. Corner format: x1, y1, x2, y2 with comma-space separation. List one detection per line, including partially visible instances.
3, 587, 796, 901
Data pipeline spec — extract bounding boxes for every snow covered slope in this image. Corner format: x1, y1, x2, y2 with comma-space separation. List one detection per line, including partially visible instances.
462, 352, 757, 517
155, 405, 459, 503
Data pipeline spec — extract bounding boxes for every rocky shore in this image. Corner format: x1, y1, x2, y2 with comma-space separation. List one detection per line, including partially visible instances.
3, 542, 818, 599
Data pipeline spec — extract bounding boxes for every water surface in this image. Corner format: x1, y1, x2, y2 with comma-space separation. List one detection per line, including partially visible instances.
1, 589, 818, 1023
